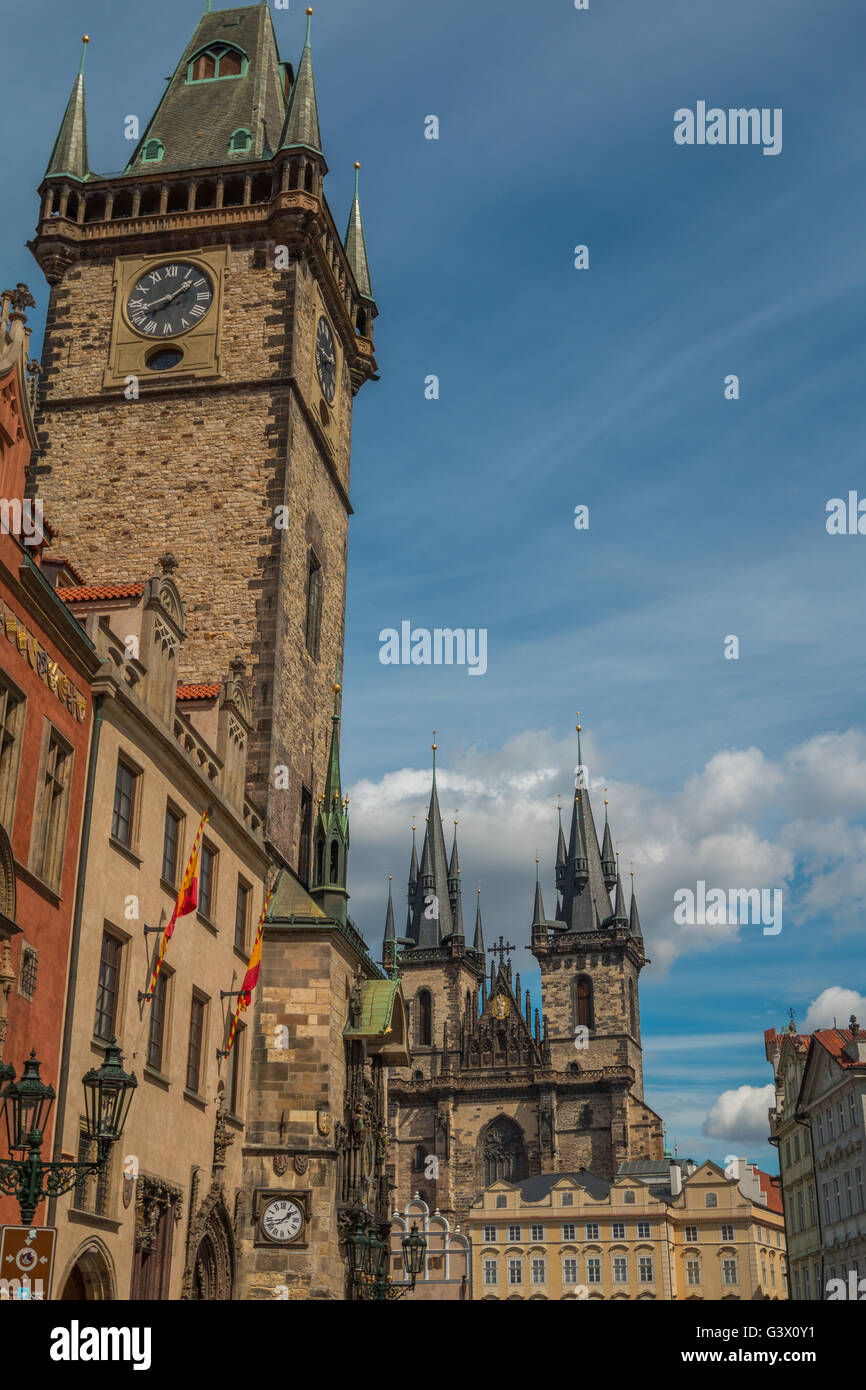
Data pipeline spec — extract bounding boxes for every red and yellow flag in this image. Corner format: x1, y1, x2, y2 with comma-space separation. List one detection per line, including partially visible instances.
146, 808, 209, 1000
224, 883, 274, 1056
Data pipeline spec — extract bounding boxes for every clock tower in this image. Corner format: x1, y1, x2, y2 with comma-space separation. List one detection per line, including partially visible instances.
28, 4, 378, 866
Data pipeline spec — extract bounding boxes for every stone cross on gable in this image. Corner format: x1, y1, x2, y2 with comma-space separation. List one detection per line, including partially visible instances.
491, 935, 516, 971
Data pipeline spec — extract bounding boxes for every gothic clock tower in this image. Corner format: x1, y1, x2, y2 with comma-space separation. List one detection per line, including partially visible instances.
29, 4, 378, 866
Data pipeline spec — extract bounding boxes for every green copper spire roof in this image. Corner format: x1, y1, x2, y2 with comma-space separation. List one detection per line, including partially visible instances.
46, 37, 90, 181
125, 4, 287, 175
280, 7, 321, 154
344, 162, 373, 299
322, 671, 342, 808
384, 875, 396, 944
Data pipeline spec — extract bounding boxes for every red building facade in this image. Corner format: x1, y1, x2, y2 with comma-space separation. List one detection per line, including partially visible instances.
0, 284, 99, 1225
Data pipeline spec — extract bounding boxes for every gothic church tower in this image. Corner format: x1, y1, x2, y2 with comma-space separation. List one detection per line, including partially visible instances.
28, 4, 378, 867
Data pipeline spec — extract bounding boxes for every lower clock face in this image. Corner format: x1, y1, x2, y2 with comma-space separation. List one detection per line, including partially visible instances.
126, 262, 215, 338
315, 314, 337, 403
262, 1197, 304, 1244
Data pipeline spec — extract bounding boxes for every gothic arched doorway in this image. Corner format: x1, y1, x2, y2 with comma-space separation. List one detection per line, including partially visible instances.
188, 1203, 234, 1300
58, 1239, 116, 1300
480, 1116, 526, 1186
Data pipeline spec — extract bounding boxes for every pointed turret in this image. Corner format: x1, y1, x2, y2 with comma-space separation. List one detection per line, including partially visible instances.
531, 857, 547, 944
451, 869, 465, 941
555, 718, 614, 933
601, 797, 616, 891
629, 872, 643, 940
345, 162, 373, 300
280, 7, 321, 154
310, 673, 349, 924
46, 37, 90, 182
408, 738, 454, 947
382, 874, 397, 975
473, 886, 485, 959
554, 799, 567, 892
407, 820, 419, 912
609, 858, 629, 928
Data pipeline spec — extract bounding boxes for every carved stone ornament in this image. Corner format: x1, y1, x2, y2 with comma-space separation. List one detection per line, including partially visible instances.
293, 1154, 309, 1176
317, 1109, 331, 1137
273, 1153, 289, 1176
134, 1175, 183, 1254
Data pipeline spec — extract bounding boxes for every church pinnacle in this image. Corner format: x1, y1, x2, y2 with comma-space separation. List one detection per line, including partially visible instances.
280, 7, 321, 154
45, 36, 90, 181
310, 670, 349, 925
345, 162, 373, 300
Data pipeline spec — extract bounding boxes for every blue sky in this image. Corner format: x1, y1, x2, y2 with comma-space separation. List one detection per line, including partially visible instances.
4, 0, 866, 1171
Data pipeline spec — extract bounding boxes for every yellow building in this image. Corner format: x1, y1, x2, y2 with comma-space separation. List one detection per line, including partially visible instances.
466, 1160, 787, 1300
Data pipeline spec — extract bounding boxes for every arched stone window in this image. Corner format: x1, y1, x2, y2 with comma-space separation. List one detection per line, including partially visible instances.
574, 975, 594, 1030
417, 989, 432, 1047
329, 838, 339, 883
481, 1116, 526, 1186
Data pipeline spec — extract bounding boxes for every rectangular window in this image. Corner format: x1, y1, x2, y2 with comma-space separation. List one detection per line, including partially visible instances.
563, 1258, 578, 1285
304, 549, 323, 660
483, 1225, 497, 1243
855, 1167, 864, 1212
771, 1263, 776, 1288
823, 1184, 831, 1224
147, 969, 168, 1072
495, 1195, 507, 1209
483, 1259, 497, 1286
530, 1224, 544, 1241
686, 1259, 701, 1286
803, 1267, 811, 1300
638, 1256, 654, 1283
18, 945, 38, 1000
234, 878, 250, 951
612, 1222, 625, 1240
586, 1257, 601, 1284
833, 1177, 842, 1221
848, 1093, 857, 1129
585, 1222, 599, 1240
73, 1127, 111, 1216
507, 1259, 522, 1286
561, 1223, 576, 1240
723, 1259, 738, 1285
793, 1134, 800, 1161
298, 785, 313, 886
31, 724, 73, 887
845, 1170, 854, 1217
784, 1139, 791, 1167
827, 1108, 834, 1140
794, 1269, 801, 1300
817, 1114, 824, 1145
720, 1224, 734, 1242
637, 1221, 651, 1239
0, 677, 25, 829
111, 758, 138, 847
839, 1101, 847, 1134
808, 1184, 816, 1222
94, 932, 123, 1040
531, 1258, 546, 1285
685, 1225, 698, 1243
228, 1023, 244, 1116
161, 805, 182, 885
199, 842, 217, 920
797, 1191, 805, 1231
612, 1256, 628, 1284
186, 993, 206, 1094
561, 1192, 573, 1206
507, 1224, 521, 1242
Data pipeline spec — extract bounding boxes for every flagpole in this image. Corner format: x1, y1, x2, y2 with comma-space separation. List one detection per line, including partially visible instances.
221, 883, 275, 1056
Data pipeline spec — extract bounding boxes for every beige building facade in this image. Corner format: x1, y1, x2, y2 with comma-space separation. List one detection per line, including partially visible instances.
765, 1021, 822, 1299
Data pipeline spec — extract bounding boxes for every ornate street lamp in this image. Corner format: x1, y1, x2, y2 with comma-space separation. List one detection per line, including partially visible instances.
0, 1039, 137, 1224
347, 1211, 427, 1301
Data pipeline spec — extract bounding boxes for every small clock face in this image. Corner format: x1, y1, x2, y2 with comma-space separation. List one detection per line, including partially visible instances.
315, 315, 337, 403
491, 995, 510, 1020
261, 1197, 304, 1244
126, 263, 215, 338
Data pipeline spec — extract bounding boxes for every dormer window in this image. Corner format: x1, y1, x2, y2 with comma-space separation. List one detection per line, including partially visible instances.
187, 44, 248, 83
229, 128, 252, 155
142, 138, 165, 163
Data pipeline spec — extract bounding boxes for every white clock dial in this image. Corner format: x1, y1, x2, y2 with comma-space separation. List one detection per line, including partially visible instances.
262, 1197, 304, 1244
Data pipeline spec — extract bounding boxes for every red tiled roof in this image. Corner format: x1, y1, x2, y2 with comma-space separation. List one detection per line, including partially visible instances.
57, 582, 145, 602
755, 1169, 784, 1214
176, 683, 221, 701
812, 1027, 866, 1070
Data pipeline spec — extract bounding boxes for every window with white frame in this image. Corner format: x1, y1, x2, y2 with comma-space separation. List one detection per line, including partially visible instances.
586, 1257, 601, 1283
637, 1221, 651, 1239
686, 1259, 701, 1286
562, 1223, 576, 1240
723, 1258, 738, 1285
685, 1225, 698, 1243
563, 1257, 578, 1285
508, 1258, 522, 1285
531, 1258, 546, 1285
612, 1222, 625, 1240
585, 1222, 599, 1240
530, 1224, 544, 1242
612, 1256, 628, 1283
638, 1256, 654, 1283
483, 1259, 497, 1285
483, 1225, 497, 1243
705, 1192, 718, 1208
720, 1224, 734, 1242
507, 1224, 521, 1242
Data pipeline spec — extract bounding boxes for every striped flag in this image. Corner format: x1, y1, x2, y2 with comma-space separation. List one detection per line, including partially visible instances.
224, 883, 275, 1056
146, 807, 209, 1000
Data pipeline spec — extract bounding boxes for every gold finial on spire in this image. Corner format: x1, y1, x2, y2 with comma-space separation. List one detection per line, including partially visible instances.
306, 6, 313, 14
354, 161, 361, 170
576, 710, 581, 732
432, 729, 437, 751
82, 34, 90, 43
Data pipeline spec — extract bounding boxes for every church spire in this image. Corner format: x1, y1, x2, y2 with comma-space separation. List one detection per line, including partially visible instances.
532, 856, 546, 929
345, 162, 373, 300
610, 855, 628, 928
46, 36, 90, 181
554, 796, 567, 893
629, 870, 643, 940
310, 669, 349, 925
473, 884, 485, 958
408, 735, 454, 947
556, 716, 614, 932
383, 874, 397, 975
600, 794, 616, 890
280, 7, 322, 154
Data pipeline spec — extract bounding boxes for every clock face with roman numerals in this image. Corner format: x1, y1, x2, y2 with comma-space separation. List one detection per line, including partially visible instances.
126, 262, 215, 338
261, 1197, 304, 1244
315, 314, 337, 403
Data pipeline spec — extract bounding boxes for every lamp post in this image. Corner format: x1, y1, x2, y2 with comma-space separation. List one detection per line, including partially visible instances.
345, 1208, 427, 1301
0, 1040, 137, 1224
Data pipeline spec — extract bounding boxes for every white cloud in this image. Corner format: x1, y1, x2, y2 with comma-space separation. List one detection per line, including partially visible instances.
702, 1085, 776, 1143
802, 986, 866, 1032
